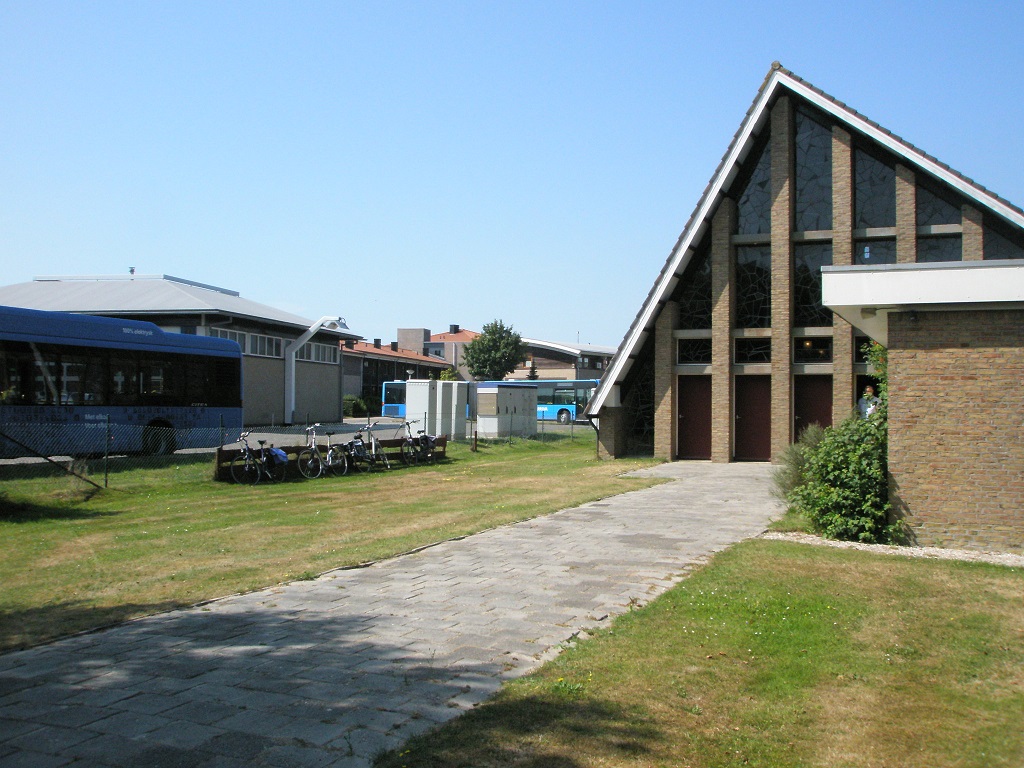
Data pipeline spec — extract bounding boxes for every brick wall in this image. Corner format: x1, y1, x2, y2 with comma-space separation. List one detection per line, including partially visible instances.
596, 405, 624, 459
769, 96, 793, 461
653, 301, 678, 459
889, 309, 1024, 553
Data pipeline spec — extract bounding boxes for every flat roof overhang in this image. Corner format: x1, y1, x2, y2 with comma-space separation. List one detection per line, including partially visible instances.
822, 260, 1024, 346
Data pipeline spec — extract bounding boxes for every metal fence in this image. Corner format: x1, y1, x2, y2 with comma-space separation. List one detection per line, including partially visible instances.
0, 415, 591, 491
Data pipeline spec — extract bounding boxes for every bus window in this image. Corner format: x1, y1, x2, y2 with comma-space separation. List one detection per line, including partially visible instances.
110, 356, 139, 405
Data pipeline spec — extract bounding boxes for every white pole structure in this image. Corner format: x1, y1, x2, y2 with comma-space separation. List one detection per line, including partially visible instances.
284, 316, 348, 424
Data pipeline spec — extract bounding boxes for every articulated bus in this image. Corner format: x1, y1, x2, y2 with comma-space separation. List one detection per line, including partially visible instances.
381, 378, 599, 424
0, 305, 243, 458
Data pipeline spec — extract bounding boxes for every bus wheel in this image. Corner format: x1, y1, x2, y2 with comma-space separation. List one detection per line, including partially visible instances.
143, 424, 177, 455
557, 409, 571, 425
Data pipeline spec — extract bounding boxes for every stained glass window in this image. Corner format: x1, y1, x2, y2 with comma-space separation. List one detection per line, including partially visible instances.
794, 109, 832, 231
916, 184, 961, 226
735, 245, 771, 328
677, 339, 712, 365
854, 239, 896, 265
737, 142, 772, 235
676, 246, 712, 329
794, 337, 833, 364
854, 148, 895, 228
984, 225, 1024, 260
621, 339, 655, 456
794, 243, 833, 327
735, 338, 771, 364
917, 236, 962, 262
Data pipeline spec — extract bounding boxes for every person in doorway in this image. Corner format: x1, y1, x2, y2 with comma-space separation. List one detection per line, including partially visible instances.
858, 385, 880, 419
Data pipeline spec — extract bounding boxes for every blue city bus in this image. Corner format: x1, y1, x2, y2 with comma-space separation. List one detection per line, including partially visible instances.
381, 378, 599, 424
534, 379, 599, 424
381, 380, 407, 418
0, 305, 243, 457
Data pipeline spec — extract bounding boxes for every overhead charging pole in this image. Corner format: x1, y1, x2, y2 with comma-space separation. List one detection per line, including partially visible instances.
284, 316, 348, 425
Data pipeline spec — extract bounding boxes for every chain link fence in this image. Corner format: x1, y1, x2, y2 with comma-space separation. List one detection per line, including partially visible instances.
0, 415, 592, 491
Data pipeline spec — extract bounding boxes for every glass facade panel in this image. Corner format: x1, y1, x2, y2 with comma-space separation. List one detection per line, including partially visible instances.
737, 142, 772, 235
918, 236, 962, 262
794, 243, 833, 327
676, 246, 712, 329
854, 239, 896, 265
735, 338, 771, 364
916, 184, 961, 226
677, 338, 712, 365
735, 245, 771, 328
854, 148, 896, 228
984, 225, 1024, 260
794, 337, 833, 364
794, 109, 832, 231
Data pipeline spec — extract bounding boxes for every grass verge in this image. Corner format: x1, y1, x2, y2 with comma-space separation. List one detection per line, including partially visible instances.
0, 436, 661, 652
374, 539, 1024, 768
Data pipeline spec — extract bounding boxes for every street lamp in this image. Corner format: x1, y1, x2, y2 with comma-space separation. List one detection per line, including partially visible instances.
284, 316, 348, 424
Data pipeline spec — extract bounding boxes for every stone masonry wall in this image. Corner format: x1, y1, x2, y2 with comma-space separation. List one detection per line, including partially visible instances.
889, 309, 1024, 553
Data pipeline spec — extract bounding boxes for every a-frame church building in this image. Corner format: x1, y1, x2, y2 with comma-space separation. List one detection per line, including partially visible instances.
586, 64, 1024, 553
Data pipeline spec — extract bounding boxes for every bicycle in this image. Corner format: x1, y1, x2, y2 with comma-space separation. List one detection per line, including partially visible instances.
297, 423, 348, 479
230, 431, 287, 485
346, 421, 390, 471
398, 419, 436, 465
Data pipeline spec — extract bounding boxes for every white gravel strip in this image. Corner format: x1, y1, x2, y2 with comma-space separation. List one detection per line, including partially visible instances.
762, 531, 1024, 569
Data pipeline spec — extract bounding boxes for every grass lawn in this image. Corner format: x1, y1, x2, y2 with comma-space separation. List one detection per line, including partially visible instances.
0, 436, 661, 652
374, 539, 1024, 768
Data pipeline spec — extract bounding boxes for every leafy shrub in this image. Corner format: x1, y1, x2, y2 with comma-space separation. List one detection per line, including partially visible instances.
343, 394, 368, 418
771, 423, 826, 503
788, 407, 900, 543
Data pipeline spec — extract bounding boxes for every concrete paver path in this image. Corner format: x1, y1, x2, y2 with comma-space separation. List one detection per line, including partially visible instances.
0, 462, 781, 767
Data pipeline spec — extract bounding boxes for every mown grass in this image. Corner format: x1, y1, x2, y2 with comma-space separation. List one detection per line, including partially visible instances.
375, 539, 1024, 768
0, 436, 662, 652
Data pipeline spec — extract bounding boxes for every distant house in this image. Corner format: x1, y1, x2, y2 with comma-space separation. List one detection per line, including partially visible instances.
0, 274, 360, 425
399, 324, 614, 382
585, 63, 1024, 553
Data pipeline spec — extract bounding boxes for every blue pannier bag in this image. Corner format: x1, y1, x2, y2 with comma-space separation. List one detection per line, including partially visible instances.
269, 447, 288, 466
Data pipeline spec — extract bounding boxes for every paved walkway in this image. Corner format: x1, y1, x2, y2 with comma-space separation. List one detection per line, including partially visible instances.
0, 462, 782, 767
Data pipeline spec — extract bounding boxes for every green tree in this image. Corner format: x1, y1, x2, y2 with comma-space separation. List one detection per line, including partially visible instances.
439, 366, 458, 381
463, 320, 527, 381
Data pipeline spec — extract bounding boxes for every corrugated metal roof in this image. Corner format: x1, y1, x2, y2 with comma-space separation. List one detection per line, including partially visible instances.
586, 63, 1024, 418
0, 274, 360, 337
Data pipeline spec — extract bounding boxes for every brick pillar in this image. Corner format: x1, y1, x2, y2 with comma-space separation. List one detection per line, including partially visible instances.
653, 301, 678, 460
596, 405, 624, 459
963, 204, 984, 261
711, 199, 736, 463
832, 126, 856, 421
770, 96, 793, 461
896, 164, 916, 264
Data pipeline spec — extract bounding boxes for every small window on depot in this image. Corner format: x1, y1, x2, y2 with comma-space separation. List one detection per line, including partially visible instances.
734, 338, 771, 364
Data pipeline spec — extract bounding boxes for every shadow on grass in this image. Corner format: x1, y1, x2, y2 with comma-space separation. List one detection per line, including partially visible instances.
373, 694, 662, 768
1, 598, 188, 653
0, 491, 116, 523
0, 451, 214, 481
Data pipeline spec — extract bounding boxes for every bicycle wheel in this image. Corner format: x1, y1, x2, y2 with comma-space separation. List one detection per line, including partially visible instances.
230, 454, 260, 485
266, 455, 287, 483
400, 441, 417, 466
326, 446, 348, 476
297, 449, 322, 479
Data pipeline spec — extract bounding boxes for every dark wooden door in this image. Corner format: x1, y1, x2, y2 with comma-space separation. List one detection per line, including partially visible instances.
677, 375, 712, 459
734, 375, 771, 461
794, 375, 833, 438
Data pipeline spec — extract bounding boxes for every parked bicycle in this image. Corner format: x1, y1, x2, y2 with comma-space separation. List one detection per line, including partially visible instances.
297, 423, 348, 479
230, 431, 288, 485
398, 419, 436, 465
346, 421, 390, 472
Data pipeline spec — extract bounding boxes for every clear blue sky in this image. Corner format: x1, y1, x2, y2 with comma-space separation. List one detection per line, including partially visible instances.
3, 1, 1022, 347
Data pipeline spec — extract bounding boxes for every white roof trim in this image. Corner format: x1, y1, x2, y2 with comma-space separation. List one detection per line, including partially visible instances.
587, 65, 1024, 417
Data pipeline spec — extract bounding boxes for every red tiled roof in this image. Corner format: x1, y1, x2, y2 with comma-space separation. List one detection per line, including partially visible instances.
430, 329, 479, 342
344, 342, 447, 365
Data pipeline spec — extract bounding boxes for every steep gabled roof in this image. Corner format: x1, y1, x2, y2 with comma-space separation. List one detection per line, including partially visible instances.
586, 63, 1024, 418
